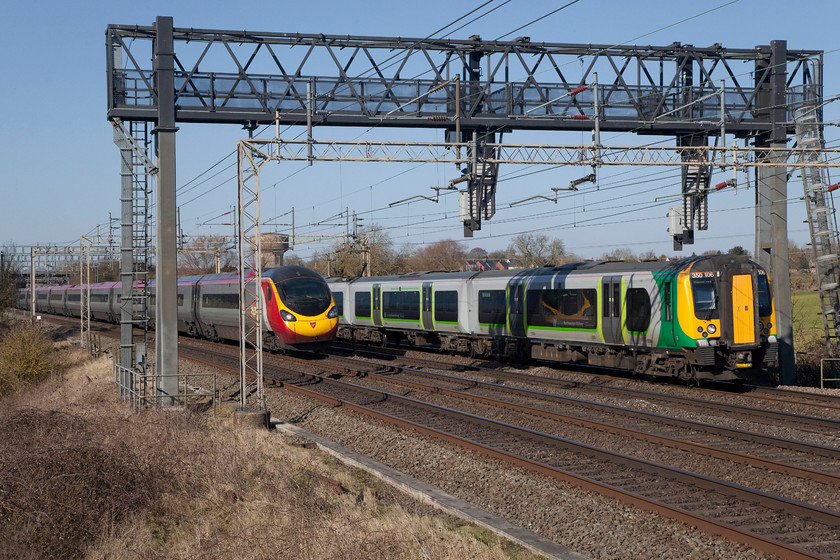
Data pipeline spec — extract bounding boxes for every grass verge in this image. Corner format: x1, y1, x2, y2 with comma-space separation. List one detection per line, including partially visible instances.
0, 326, 537, 560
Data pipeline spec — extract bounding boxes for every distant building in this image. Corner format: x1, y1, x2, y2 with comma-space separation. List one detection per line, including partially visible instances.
464, 258, 522, 271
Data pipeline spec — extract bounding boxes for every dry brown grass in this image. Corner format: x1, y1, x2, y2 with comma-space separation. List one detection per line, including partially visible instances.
0, 329, 536, 560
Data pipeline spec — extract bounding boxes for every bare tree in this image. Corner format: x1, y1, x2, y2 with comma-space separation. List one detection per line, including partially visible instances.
283, 252, 305, 267
178, 235, 236, 275
508, 233, 571, 267
406, 239, 466, 272
309, 226, 401, 278
467, 247, 488, 259
0, 247, 21, 315
601, 247, 637, 261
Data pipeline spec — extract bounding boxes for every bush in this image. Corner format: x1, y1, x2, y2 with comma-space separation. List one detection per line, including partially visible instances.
0, 324, 56, 395
0, 409, 158, 560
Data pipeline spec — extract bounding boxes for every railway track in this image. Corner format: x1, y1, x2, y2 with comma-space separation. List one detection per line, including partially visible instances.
336, 341, 840, 413
38, 314, 840, 558
331, 345, 840, 433
173, 340, 840, 559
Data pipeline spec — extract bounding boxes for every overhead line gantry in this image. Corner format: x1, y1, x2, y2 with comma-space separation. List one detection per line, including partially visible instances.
107, 17, 822, 393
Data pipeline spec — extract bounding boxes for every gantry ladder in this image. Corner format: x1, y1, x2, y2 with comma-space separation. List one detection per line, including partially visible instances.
795, 105, 840, 356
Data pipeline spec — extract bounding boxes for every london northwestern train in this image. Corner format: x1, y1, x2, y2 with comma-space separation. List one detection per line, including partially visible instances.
327, 255, 778, 381
16, 266, 339, 351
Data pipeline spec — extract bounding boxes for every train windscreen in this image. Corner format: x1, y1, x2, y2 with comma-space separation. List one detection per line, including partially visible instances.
691, 276, 719, 320
757, 272, 772, 316
277, 277, 331, 316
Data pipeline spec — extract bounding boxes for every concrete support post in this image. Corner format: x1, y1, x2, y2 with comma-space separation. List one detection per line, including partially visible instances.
754, 40, 795, 383
154, 16, 179, 403
754, 148, 773, 271
770, 145, 795, 383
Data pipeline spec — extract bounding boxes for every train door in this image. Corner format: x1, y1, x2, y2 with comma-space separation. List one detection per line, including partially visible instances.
720, 271, 758, 346
421, 282, 433, 330
602, 276, 622, 344
508, 280, 526, 337
192, 283, 205, 337
372, 284, 382, 327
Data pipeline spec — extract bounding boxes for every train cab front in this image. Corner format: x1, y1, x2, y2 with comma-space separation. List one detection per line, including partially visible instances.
262, 266, 339, 350
678, 256, 776, 379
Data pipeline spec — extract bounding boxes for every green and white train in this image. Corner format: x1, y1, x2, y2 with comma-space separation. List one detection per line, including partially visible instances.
326, 254, 778, 382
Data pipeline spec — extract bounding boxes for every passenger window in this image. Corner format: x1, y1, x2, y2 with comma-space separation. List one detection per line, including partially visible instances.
478, 290, 506, 326
355, 291, 371, 318
526, 288, 597, 329
383, 290, 420, 321
434, 291, 458, 323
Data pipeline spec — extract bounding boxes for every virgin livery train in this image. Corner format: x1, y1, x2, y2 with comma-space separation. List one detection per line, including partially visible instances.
327, 255, 778, 382
16, 266, 338, 351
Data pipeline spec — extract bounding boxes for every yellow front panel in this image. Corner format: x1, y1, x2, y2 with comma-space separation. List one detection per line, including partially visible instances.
732, 275, 755, 344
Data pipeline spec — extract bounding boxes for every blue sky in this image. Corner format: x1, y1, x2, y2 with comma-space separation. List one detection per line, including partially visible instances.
3, 0, 840, 261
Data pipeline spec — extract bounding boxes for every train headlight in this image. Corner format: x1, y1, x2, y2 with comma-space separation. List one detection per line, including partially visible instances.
767, 322, 773, 330
279, 310, 296, 322
758, 322, 764, 331
707, 324, 716, 335
327, 306, 339, 319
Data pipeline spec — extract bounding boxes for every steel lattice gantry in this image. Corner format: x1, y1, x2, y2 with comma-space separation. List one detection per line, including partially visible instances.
107, 17, 823, 389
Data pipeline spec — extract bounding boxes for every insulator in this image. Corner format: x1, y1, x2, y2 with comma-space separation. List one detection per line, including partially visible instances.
570, 114, 589, 120
715, 181, 728, 190
569, 85, 588, 96
426, 115, 448, 121
828, 183, 840, 193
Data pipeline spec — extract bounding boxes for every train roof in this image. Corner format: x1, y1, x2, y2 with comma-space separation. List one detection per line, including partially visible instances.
324, 255, 759, 285
263, 265, 327, 283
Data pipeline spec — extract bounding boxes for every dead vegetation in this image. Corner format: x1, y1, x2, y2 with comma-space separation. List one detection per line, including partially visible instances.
0, 325, 535, 560
0, 323, 64, 396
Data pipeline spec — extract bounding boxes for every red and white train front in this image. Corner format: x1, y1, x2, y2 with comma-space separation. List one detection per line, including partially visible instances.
261, 266, 338, 350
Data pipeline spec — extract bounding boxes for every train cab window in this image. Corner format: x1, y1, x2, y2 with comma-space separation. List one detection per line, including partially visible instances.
434, 290, 458, 324
527, 288, 597, 329
757, 272, 772, 316
478, 290, 506, 326
332, 292, 343, 317
626, 288, 651, 333
355, 292, 371, 318
383, 290, 420, 321
691, 276, 719, 320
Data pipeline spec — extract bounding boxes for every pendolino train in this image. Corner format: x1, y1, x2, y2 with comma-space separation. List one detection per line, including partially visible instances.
16, 265, 339, 351
327, 255, 778, 382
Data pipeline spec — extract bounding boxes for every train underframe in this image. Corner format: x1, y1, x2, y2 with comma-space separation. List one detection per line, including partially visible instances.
336, 325, 775, 382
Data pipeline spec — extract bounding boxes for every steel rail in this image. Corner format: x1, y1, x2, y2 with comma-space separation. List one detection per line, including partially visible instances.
334, 360, 840, 487
327, 349, 840, 460
275, 375, 837, 560
93, 328, 840, 559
